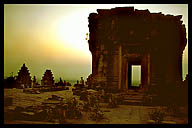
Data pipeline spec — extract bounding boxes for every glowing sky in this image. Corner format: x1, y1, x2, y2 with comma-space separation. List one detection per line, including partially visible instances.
4, 4, 188, 82
132, 66, 141, 86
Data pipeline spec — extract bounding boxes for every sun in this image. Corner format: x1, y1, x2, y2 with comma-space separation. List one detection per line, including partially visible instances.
56, 12, 89, 52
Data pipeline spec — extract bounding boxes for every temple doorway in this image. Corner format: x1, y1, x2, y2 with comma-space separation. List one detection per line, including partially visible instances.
131, 65, 141, 88
127, 64, 142, 89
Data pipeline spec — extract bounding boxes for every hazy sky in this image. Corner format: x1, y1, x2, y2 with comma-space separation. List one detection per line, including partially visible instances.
4, 4, 188, 82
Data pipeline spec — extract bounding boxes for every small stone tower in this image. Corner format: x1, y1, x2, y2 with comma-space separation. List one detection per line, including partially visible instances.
16, 63, 32, 88
41, 69, 54, 86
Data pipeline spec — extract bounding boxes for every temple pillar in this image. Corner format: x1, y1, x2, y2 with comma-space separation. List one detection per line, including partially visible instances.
128, 64, 132, 88
147, 53, 151, 86
125, 61, 129, 90
121, 56, 128, 90
141, 55, 146, 88
106, 46, 120, 91
141, 54, 151, 89
150, 52, 160, 87
118, 45, 122, 89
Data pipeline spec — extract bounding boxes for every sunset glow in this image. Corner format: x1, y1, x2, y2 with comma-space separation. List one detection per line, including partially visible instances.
4, 4, 188, 81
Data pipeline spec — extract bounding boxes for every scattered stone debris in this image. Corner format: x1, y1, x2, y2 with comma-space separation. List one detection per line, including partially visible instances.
147, 119, 176, 124
23, 86, 69, 94
107, 94, 118, 108
89, 104, 105, 121
4, 95, 84, 123
79, 90, 88, 101
23, 88, 40, 94
82, 94, 105, 121
148, 109, 165, 124
4, 97, 13, 106
4, 88, 188, 124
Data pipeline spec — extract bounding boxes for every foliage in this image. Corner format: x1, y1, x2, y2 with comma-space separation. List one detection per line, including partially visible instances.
148, 109, 165, 124
43, 97, 82, 123
107, 94, 118, 108
83, 94, 105, 121
65, 97, 82, 119
89, 103, 104, 121
83, 102, 91, 112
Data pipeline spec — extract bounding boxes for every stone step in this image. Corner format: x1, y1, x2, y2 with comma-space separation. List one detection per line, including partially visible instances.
122, 99, 142, 105
126, 91, 145, 94
127, 89, 145, 92
124, 93, 144, 96
125, 93, 144, 96
123, 95, 143, 100
124, 97, 143, 101
125, 91, 142, 93
124, 92, 144, 95
124, 93, 145, 96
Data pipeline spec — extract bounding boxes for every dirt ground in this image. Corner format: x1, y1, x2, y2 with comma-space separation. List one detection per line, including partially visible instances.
4, 88, 188, 124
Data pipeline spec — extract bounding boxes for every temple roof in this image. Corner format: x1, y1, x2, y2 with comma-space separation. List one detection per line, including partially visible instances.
89, 7, 183, 22
88, 7, 187, 53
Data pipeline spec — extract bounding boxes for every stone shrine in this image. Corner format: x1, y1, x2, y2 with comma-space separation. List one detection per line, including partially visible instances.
16, 64, 32, 88
87, 7, 187, 92
41, 69, 54, 86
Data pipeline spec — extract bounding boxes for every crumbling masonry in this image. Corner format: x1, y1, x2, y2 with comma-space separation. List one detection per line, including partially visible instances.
87, 7, 187, 92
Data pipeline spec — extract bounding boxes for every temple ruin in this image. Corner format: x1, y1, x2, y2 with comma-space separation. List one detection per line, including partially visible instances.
87, 7, 187, 92
16, 64, 32, 88
41, 69, 54, 86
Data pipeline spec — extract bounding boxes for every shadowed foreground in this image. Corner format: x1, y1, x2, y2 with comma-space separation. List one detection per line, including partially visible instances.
4, 88, 188, 124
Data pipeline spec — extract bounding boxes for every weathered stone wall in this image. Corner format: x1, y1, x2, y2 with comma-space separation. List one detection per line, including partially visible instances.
87, 7, 187, 92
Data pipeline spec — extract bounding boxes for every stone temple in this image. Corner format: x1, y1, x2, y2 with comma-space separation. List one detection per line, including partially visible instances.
87, 7, 187, 93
